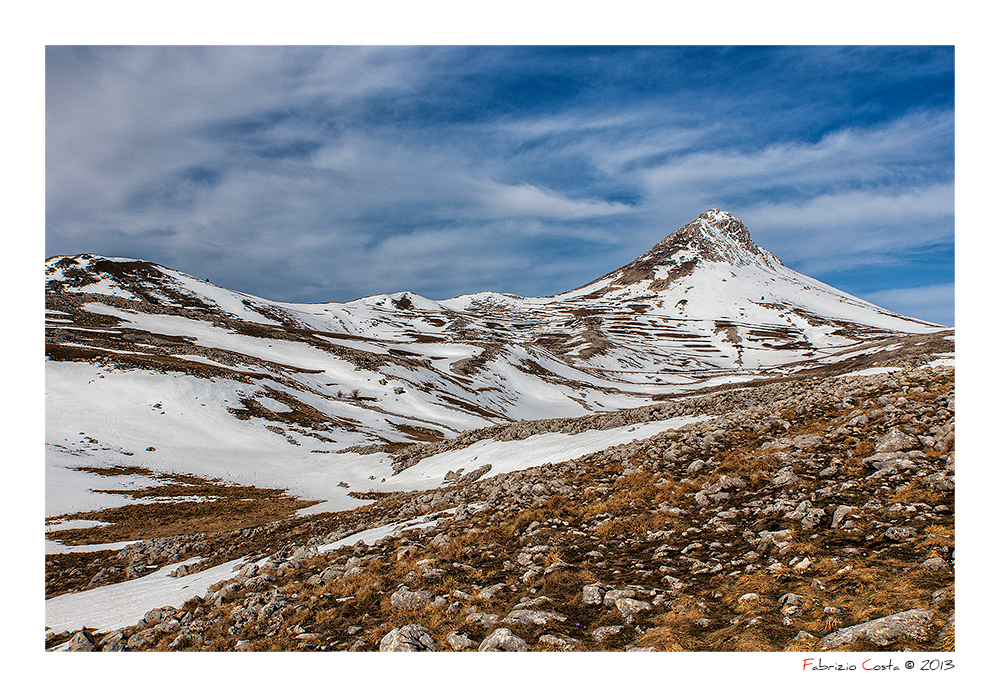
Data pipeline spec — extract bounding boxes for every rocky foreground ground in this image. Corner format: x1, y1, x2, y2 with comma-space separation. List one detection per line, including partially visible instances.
48, 363, 955, 652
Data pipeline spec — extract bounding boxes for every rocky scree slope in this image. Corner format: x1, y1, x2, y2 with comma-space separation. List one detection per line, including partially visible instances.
50, 362, 955, 652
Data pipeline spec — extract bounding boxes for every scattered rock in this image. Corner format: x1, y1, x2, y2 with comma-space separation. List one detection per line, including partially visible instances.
592, 625, 624, 642
477, 582, 506, 600
877, 428, 920, 453
603, 589, 636, 607
817, 609, 934, 649
390, 586, 433, 610
379, 624, 438, 652
446, 631, 475, 651
884, 526, 917, 542
582, 582, 607, 605
615, 597, 653, 620
465, 612, 500, 629
772, 467, 798, 487
538, 633, 581, 651
46, 363, 953, 654
831, 505, 853, 529
478, 628, 529, 652
66, 629, 96, 652
99, 631, 125, 652
792, 433, 823, 449
504, 609, 567, 626
920, 557, 950, 571
778, 593, 808, 607
126, 628, 157, 650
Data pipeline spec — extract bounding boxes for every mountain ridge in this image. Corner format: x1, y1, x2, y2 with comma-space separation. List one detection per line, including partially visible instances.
45, 210, 951, 507
47, 209, 934, 325
45, 210, 948, 479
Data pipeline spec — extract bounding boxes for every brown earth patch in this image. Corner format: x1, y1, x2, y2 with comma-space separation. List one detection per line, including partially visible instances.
47, 470, 319, 546
434, 392, 507, 421
49, 498, 316, 545
389, 421, 446, 443
406, 333, 448, 343
46, 549, 130, 599
347, 490, 396, 500
70, 463, 155, 478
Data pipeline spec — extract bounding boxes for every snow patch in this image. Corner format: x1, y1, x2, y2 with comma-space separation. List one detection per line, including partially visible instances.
390, 415, 711, 489
842, 366, 905, 377
46, 556, 239, 634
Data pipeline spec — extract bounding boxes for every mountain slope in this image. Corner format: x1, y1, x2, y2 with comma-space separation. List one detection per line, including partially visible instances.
45, 210, 949, 521
47, 362, 956, 653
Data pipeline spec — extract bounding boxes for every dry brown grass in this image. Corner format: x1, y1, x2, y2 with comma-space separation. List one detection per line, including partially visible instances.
886, 482, 950, 507
723, 570, 787, 607
505, 509, 547, 536
936, 628, 955, 652
914, 524, 954, 551
69, 463, 157, 477
580, 489, 636, 519
783, 635, 819, 652
825, 563, 932, 625
48, 468, 318, 545
821, 614, 842, 633
639, 607, 710, 650
706, 547, 952, 652
592, 507, 669, 539
854, 440, 876, 458
48, 364, 953, 653
720, 628, 789, 652
715, 450, 780, 486
733, 593, 763, 613
543, 548, 564, 566
49, 494, 317, 545
648, 478, 703, 507
632, 625, 688, 651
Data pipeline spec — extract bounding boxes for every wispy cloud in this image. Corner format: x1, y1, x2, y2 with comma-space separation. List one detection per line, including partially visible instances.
861, 284, 955, 327
741, 183, 954, 272
634, 111, 952, 209
479, 182, 635, 220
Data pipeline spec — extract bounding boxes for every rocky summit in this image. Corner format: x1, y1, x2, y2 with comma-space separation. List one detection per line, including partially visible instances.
44, 210, 954, 652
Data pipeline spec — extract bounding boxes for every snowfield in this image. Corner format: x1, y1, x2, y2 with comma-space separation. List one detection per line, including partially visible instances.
46, 557, 240, 636
383, 415, 711, 495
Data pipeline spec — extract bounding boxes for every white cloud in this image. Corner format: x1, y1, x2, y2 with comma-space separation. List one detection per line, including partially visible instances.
480, 182, 634, 220
860, 284, 954, 326
745, 184, 954, 230
639, 111, 952, 198
736, 183, 954, 272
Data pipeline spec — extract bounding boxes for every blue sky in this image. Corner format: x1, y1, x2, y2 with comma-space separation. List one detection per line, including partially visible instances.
45, 45, 954, 324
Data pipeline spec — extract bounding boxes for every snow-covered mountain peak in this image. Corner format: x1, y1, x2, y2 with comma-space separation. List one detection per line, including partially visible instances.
47, 254, 199, 302
654, 208, 781, 269
45, 254, 293, 326
580, 209, 782, 294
